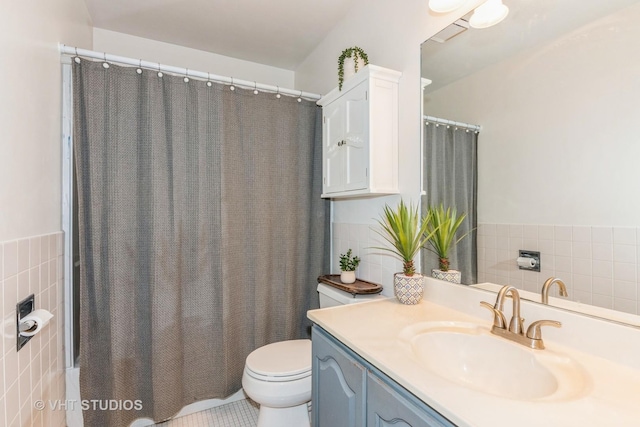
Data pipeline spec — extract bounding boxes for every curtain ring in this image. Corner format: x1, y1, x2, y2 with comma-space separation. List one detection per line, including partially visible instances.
206, 72, 212, 87
136, 59, 143, 74
184, 69, 190, 83
74, 47, 81, 64
253, 81, 258, 95
102, 52, 109, 69
297, 90, 302, 102
157, 63, 163, 78
230, 77, 235, 91
276, 86, 281, 99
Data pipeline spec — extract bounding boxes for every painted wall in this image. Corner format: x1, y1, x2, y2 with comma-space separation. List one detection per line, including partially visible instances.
295, 0, 485, 293
0, 0, 93, 243
93, 28, 296, 89
0, 0, 92, 425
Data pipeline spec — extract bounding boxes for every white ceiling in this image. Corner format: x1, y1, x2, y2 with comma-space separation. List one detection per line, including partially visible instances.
83, 0, 356, 70
422, 0, 640, 92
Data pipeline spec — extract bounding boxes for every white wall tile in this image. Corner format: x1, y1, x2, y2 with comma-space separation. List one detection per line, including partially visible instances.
613, 227, 636, 245
592, 277, 613, 297
614, 244, 636, 264
592, 243, 613, 261
572, 226, 591, 242
555, 226, 572, 241
4, 242, 18, 279
17, 240, 29, 275
614, 262, 636, 282
592, 227, 613, 244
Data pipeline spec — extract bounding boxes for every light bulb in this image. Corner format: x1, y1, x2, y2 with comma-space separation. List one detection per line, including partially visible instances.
469, 0, 509, 29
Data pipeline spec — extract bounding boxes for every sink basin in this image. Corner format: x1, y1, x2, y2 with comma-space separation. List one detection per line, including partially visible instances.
399, 321, 590, 401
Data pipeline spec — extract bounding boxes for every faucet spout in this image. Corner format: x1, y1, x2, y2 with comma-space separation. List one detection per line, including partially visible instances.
541, 277, 569, 304
495, 286, 524, 335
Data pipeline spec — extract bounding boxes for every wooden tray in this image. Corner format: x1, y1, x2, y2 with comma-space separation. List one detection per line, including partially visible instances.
318, 275, 383, 295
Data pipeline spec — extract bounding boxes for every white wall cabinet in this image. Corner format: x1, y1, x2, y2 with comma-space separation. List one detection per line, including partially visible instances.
317, 65, 401, 198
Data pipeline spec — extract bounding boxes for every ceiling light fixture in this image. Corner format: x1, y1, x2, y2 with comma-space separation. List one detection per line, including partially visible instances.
469, 0, 509, 29
428, 0, 466, 13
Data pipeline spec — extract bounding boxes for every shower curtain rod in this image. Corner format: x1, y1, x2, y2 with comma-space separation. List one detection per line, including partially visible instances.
423, 115, 481, 132
59, 44, 322, 101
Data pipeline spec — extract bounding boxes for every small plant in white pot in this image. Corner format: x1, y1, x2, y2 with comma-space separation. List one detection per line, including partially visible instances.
374, 200, 436, 305
424, 204, 472, 284
339, 249, 361, 284
337, 46, 369, 91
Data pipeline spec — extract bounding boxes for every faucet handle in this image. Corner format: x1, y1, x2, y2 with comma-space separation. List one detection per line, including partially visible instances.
526, 319, 562, 340
480, 301, 506, 329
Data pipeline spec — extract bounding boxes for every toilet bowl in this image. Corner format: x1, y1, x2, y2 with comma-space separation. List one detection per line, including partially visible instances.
242, 281, 386, 426
242, 339, 312, 427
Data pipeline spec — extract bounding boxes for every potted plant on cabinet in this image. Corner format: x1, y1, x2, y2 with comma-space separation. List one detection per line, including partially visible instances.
374, 200, 436, 305
338, 46, 369, 91
339, 249, 361, 284
424, 204, 472, 284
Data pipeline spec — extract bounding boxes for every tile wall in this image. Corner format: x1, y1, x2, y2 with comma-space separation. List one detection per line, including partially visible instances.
1, 232, 66, 427
477, 224, 640, 315
331, 222, 403, 294
334, 221, 640, 315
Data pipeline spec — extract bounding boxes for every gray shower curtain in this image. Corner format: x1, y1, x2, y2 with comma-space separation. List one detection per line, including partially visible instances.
421, 123, 477, 284
73, 60, 329, 426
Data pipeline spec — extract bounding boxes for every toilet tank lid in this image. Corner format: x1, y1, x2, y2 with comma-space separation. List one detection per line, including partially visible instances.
245, 339, 311, 377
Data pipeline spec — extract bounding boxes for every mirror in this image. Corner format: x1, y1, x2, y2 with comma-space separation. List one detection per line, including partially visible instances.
421, 0, 640, 327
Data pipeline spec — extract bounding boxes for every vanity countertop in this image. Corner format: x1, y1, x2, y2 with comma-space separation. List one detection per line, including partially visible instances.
307, 288, 640, 427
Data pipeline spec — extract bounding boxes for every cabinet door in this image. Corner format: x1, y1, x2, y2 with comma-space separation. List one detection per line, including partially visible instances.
367, 372, 454, 427
312, 327, 366, 427
342, 80, 369, 192
322, 97, 345, 194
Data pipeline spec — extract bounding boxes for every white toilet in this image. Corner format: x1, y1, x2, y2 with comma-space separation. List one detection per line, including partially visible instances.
242, 282, 385, 427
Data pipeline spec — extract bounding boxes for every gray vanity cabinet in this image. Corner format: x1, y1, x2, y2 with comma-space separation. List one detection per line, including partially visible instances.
312, 325, 367, 426
312, 325, 455, 427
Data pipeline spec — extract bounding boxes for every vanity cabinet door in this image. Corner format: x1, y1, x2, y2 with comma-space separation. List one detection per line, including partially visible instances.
367, 371, 454, 427
312, 326, 366, 427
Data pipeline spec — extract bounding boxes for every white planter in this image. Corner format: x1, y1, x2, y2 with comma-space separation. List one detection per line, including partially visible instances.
343, 57, 365, 80
431, 269, 462, 284
340, 270, 356, 284
394, 273, 424, 305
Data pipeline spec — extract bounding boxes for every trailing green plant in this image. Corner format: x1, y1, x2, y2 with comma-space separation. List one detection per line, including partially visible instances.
424, 204, 472, 272
339, 249, 361, 272
373, 200, 436, 276
338, 46, 369, 91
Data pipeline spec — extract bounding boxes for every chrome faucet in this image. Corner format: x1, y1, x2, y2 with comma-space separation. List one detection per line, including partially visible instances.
541, 277, 569, 304
481, 285, 561, 350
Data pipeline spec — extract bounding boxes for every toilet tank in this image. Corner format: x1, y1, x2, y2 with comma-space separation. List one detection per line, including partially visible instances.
317, 283, 386, 308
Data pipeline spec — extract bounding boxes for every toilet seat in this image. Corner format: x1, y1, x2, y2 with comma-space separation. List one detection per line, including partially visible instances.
245, 339, 311, 382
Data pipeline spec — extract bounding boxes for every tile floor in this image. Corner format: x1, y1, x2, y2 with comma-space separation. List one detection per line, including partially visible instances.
154, 399, 259, 427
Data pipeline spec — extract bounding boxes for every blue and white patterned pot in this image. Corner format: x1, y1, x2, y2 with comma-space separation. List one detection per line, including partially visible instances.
394, 273, 424, 305
431, 269, 462, 284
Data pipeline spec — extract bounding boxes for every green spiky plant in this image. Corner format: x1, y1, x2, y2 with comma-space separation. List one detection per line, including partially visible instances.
373, 200, 436, 276
424, 204, 472, 272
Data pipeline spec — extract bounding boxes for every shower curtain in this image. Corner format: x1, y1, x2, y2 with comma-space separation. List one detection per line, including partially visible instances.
73, 60, 329, 426
421, 122, 477, 284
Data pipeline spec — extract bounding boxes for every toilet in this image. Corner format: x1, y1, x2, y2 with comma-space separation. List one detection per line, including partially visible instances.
242, 281, 386, 427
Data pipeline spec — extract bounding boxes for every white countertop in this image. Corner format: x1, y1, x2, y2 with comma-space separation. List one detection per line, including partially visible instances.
307, 282, 640, 427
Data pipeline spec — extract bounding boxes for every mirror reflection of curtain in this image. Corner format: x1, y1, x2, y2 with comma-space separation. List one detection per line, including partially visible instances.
421, 122, 477, 284
73, 60, 329, 426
